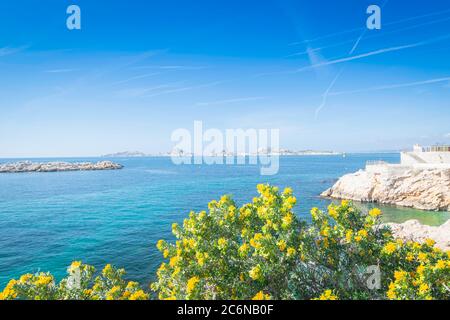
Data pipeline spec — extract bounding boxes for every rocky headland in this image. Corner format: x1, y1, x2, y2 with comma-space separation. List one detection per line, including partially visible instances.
321, 167, 450, 211
0, 161, 123, 173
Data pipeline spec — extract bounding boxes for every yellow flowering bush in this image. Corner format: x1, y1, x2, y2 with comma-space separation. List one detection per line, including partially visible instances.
1, 184, 449, 300
151, 184, 303, 300
382, 240, 450, 300
0, 262, 148, 300
151, 185, 449, 300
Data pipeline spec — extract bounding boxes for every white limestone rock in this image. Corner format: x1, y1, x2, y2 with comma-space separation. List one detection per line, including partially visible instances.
321, 168, 450, 211
385, 219, 450, 251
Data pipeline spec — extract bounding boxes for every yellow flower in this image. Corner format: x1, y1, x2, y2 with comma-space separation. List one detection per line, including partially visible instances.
286, 247, 296, 257
83, 289, 93, 296
435, 260, 446, 270
277, 240, 287, 251
19, 274, 32, 283
387, 284, 396, 299
418, 283, 429, 295
169, 256, 179, 267
368, 208, 381, 218
345, 230, 353, 242
218, 238, 227, 249
186, 276, 200, 294
0, 279, 18, 300
394, 270, 407, 282
383, 242, 397, 255
252, 291, 271, 300
69, 261, 82, 272
358, 229, 368, 238
355, 229, 367, 242
239, 243, 250, 256
156, 239, 165, 251
417, 265, 425, 274
285, 196, 297, 207
283, 187, 293, 195
102, 264, 113, 275
240, 208, 252, 220
315, 289, 338, 300
424, 238, 435, 247
129, 290, 148, 300
328, 207, 338, 219
249, 265, 262, 281
35, 275, 53, 286
310, 207, 320, 221
172, 267, 180, 277
320, 227, 330, 237
196, 252, 206, 266
281, 213, 294, 228
417, 252, 428, 263
163, 249, 170, 258
106, 285, 121, 300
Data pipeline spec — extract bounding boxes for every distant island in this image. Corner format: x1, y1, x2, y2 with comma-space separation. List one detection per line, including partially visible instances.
0, 161, 123, 173
102, 151, 147, 158
102, 149, 342, 157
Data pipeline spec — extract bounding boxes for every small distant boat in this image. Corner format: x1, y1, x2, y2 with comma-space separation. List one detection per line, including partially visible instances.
342, 153, 346, 158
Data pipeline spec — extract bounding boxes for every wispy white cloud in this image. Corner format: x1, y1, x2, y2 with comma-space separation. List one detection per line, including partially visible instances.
45, 69, 77, 73
196, 96, 267, 106
444, 133, 450, 138
0, 45, 29, 57
131, 65, 207, 71
328, 77, 450, 96
115, 82, 184, 98
110, 72, 161, 86
142, 81, 224, 98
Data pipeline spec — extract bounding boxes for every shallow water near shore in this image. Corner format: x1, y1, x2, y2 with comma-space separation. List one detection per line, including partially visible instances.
0, 154, 449, 288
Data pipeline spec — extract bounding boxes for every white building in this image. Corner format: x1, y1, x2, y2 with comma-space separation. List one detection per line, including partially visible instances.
401, 144, 450, 165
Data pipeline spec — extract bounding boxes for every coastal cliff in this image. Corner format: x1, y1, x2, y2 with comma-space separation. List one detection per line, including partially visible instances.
0, 161, 123, 173
321, 167, 450, 211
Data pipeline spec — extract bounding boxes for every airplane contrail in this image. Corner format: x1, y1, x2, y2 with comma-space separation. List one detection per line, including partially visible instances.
328, 77, 450, 96
314, 68, 345, 119
289, 7, 450, 46
287, 15, 450, 58
297, 33, 450, 72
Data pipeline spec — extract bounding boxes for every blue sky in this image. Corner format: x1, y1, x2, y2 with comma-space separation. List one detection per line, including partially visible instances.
0, 0, 450, 157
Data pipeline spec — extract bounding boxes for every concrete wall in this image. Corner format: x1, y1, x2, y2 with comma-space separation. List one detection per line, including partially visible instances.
366, 162, 450, 174
401, 151, 450, 165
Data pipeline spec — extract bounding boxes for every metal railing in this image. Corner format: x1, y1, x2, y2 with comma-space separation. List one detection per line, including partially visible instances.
366, 160, 388, 166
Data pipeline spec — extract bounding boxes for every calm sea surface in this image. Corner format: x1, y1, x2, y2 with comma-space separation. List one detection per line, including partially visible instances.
1, 154, 449, 287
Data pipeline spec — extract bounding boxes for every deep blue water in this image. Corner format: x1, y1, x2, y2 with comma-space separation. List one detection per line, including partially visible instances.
1, 154, 449, 288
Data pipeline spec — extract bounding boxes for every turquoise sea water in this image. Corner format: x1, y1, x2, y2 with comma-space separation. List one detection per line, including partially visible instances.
1, 154, 449, 288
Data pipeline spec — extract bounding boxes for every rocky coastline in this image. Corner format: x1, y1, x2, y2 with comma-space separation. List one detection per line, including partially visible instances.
321, 167, 450, 211
0, 161, 123, 173
385, 219, 450, 251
